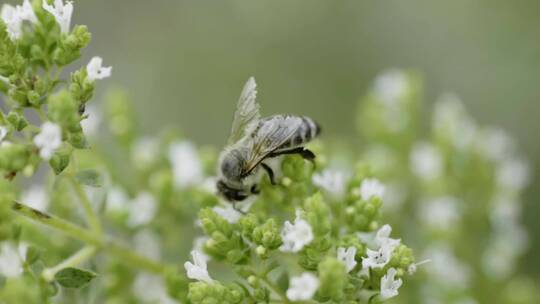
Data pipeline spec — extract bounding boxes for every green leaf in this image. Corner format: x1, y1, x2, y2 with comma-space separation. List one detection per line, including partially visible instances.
54, 267, 97, 288
25, 246, 41, 265
75, 169, 102, 187
276, 271, 289, 292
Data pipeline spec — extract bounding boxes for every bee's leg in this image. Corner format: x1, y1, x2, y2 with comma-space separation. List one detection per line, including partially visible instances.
261, 163, 276, 185
299, 149, 316, 163
269, 147, 316, 164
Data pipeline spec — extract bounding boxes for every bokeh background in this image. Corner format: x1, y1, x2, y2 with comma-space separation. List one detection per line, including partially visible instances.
75, 0, 540, 281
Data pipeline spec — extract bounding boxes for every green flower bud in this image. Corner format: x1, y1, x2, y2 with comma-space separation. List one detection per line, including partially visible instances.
304, 193, 331, 236
70, 68, 95, 104
188, 281, 246, 304
299, 237, 332, 270
54, 25, 92, 66
49, 148, 71, 175
316, 257, 347, 302
0, 143, 31, 173
165, 268, 189, 302
252, 218, 282, 250
282, 154, 313, 182
345, 197, 381, 232
47, 90, 81, 133
6, 111, 28, 131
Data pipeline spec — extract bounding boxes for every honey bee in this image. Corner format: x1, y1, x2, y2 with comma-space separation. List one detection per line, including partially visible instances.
216, 77, 321, 203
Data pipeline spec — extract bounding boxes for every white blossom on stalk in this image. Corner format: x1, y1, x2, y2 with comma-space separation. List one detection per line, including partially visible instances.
86, 56, 112, 81
433, 94, 477, 150
409, 142, 443, 181
212, 198, 254, 224
496, 158, 530, 191
168, 141, 203, 189
34, 122, 62, 160
380, 268, 402, 300
477, 127, 514, 162
375, 224, 401, 249
362, 245, 393, 270
0, 126, 8, 143
18, 0, 38, 24
127, 192, 157, 227
358, 178, 385, 201
21, 185, 49, 212
1, 4, 23, 41
280, 212, 314, 253
193, 236, 211, 263
106, 186, 129, 213
184, 250, 213, 283
0, 242, 27, 278
373, 69, 408, 106
286, 272, 319, 301
42, 0, 73, 34
312, 169, 347, 199
337, 246, 357, 273
132, 137, 159, 167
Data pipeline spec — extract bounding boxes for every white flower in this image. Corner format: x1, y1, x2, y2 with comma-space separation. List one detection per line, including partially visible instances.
373, 69, 408, 106
133, 229, 161, 261
337, 246, 357, 273
86, 56, 112, 81
80, 104, 101, 137
184, 250, 213, 283
127, 192, 157, 227
0, 242, 27, 278
1, 4, 22, 41
433, 94, 477, 150
375, 224, 400, 249
106, 186, 129, 213
496, 158, 530, 191
380, 268, 402, 300
362, 246, 393, 270
42, 0, 73, 34
168, 141, 203, 189
477, 127, 514, 162
286, 272, 319, 301
34, 121, 62, 160
132, 137, 159, 168
280, 213, 314, 253
18, 0, 37, 24
410, 142, 443, 181
358, 178, 385, 201
312, 169, 347, 199
133, 273, 178, 304
212, 198, 254, 224
21, 185, 49, 212
419, 196, 460, 231
0, 126, 8, 143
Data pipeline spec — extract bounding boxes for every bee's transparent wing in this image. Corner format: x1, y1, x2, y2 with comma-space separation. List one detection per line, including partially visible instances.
228, 77, 260, 144
243, 116, 303, 175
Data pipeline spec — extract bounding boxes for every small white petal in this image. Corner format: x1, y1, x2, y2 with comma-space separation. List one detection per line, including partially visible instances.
380, 268, 402, 300
18, 0, 38, 24
106, 186, 129, 213
409, 142, 443, 181
0, 242, 27, 278
34, 122, 62, 160
86, 56, 112, 81
286, 273, 319, 301
0, 126, 8, 143
133, 229, 161, 261
212, 198, 254, 224
337, 246, 357, 273
42, 0, 73, 34
359, 178, 385, 201
1, 4, 22, 41
184, 250, 213, 283
373, 69, 408, 106
312, 169, 347, 199
80, 104, 101, 137
280, 216, 314, 253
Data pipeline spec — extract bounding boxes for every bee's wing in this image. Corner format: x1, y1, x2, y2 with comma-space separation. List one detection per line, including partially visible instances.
228, 77, 260, 145
243, 116, 303, 175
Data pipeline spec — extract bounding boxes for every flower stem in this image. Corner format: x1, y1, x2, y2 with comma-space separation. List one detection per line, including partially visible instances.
260, 276, 290, 304
68, 175, 102, 235
42, 245, 97, 281
11, 201, 169, 274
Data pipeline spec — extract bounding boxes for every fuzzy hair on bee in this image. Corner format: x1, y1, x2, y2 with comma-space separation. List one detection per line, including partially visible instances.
216, 77, 321, 203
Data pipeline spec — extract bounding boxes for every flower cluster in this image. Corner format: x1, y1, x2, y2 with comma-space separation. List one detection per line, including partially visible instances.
357, 69, 539, 303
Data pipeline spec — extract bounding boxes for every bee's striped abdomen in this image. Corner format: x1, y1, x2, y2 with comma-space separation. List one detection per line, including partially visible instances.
279, 115, 321, 150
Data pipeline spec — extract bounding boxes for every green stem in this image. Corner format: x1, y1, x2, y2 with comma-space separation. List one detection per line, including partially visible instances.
68, 175, 102, 235
260, 276, 290, 304
11, 201, 169, 274
42, 245, 97, 281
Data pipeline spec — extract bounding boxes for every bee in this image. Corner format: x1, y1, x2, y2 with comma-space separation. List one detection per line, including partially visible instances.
216, 77, 321, 204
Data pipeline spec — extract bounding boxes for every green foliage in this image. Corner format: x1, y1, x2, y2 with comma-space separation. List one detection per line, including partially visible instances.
54, 267, 97, 288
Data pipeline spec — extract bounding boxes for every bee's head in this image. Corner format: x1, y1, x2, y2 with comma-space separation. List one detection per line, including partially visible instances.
219, 148, 246, 181
216, 179, 248, 201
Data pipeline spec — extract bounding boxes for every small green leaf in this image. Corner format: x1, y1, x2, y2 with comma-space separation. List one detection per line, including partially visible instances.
75, 169, 102, 187
276, 271, 289, 292
54, 267, 96, 288
25, 246, 41, 265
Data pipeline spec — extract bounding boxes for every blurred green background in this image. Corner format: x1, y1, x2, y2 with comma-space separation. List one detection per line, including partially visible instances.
75, 0, 540, 280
